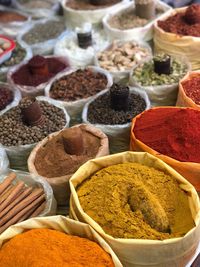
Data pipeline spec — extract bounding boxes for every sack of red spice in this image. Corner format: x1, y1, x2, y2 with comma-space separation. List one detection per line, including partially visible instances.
154, 6, 200, 70
177, 71, 200, 110
130, 107, 200, 193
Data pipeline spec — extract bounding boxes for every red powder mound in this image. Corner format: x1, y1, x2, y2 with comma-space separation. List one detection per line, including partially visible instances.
134, 108, 200, 163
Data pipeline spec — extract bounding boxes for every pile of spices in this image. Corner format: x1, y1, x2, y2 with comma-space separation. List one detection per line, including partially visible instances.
0, 97, 66, 146
1, 42, 26, 68
134, 108, 200, 163
77, 162, 194, 240
0, 10, 27, 22
22, 19, 66, 45
12, 55, 68, 87
0, 229, 115, 267
0, 172, 46, 234
133, 55, 188, 86
181, 75, 200, 105
50, 69, 107, 102
34, 127, 101, 178
18, 0, 56, 9
66, 0, 121, 10
158, 4, 200, 37
108, 5, 164, 30
87, 83, 146, 125
98, 41, 151, 72
0, 86, 13, 110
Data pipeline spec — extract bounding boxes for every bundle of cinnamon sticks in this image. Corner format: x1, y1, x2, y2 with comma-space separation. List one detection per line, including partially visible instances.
0, 172, 46, 234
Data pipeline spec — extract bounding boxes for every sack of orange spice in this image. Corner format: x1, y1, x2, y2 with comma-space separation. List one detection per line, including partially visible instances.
176, 71, 200, 110
130, 107, 200, 193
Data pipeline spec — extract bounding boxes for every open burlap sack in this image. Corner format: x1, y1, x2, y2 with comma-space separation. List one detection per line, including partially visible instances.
28, 124, 109, 206
130, 107, 200, 193
176, 71, 200, 110
69, 151, 200, 267
0, 216, 122, 267
154, 7, 200, 70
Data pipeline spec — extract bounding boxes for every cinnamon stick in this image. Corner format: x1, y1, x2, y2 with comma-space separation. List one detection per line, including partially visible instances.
0, 185, 15, 205
0, 172, 16, 195
0, 184, 13, 198
29, 201, 46, 218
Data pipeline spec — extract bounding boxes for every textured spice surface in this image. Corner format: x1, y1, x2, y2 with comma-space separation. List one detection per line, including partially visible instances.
0, 87, 13, 111
182, 75, 200, 105
35, 127, 100, 177
66, 0, 121, 10
134, 108, 200, 163
0, 229, 114, 267
78, 162, 194, 240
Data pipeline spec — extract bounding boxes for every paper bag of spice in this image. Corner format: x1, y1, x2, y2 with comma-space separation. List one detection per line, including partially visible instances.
28, 124, 109, 206
69, 151, 200, 267
177, 71, 200, 110
130, 107, 200, 193
0, 216, 122, 267
154, 7, 200, 70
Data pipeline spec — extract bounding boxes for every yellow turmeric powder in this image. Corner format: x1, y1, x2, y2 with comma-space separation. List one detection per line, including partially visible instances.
77, 162, 195, 240
0, 229, 115, 267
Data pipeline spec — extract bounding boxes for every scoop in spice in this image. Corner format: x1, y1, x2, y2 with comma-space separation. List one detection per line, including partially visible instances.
62, 127, 84, 155
19, 97, 44, 127
76, 23, 93, 49
110, 83, 130, 112
28, 55, 49, 76
153, 54, 171, 75
135, 0, 156, 20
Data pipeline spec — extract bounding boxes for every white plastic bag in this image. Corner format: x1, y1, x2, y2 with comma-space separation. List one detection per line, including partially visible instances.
82, 87, 151, 153
0, 216, 123, 267
103, 0, 171, 42
2, 96, 70, 171
69, 151, 200, 267
7, 55, 71, 97
45, 66, 113, 121
0, 146, 9, 173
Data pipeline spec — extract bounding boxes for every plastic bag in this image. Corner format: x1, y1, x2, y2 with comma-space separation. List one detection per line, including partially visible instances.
94, 40, 152, 82
154, 7, 200, 70
28, 124, 109, 206
130, 107, 200, 193
129, 57, 191, 106
0, 215, 123, 267
0, 83, 21, 116
2, 96, 70, 172
61, 0, 128, 28
82, 87, 151, 153
103, 0, 171, 42
7, 55, 71, 97
0, 169, 57, 216
0, 146, 9, 172
18, 18, 68, 56
176, 71, 200, 110
69, 151, 200, 267
45, 66, 113, 122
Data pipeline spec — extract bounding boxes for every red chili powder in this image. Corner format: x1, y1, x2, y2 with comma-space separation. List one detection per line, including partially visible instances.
134, 108, 200, 163
158, 4, 200, 37
12, 56, 68, 87
182, 76, 200, 105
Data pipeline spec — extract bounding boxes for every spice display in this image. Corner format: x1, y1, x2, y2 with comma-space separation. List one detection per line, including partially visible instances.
133, 55, 188, 86
50, 69, 107, 102
181, 75, 200, 105
87, 84, 146, 125
135, 0, 155, 20
0, 10, 27, 22
34, 127, 101, 178
12, 55, 68, 87
77, 162, 194, 240
134, 108, 200, 163
1, 42, 26, 68
158, 4, 200, 37
18, 0, 56, 9
22, 19, 66, 45
0, 86, 13, 110
98, 41, 151, 72
0, 229, 115, 266
0, 172, 45, 234
66, 0, 121, 10
0, 97, 66, 146
108, 4, 164, 30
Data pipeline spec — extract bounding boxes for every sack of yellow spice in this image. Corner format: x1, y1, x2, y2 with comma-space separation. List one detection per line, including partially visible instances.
0, 215, 122, 267
69, 151, 200, 267
176, 71, 200, 110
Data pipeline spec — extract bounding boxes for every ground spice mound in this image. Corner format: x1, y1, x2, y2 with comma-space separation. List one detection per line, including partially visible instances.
0, 229, 114, 267
158, 4, 200, 37
34, 127, 100, 178
78, 163, 194, 240
66, 0, 121, 10
134, 108, 200, 163
182, 75, 200, 105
